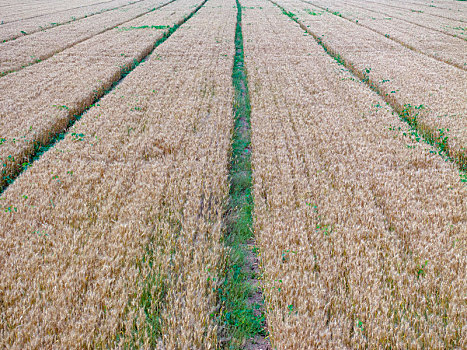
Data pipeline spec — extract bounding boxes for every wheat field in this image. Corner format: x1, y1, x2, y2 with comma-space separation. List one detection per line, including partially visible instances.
0, 0, 465, 349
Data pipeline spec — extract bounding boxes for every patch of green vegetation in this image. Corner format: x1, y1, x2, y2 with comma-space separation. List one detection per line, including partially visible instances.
217, 0, 267, 348
281, 8, 297, 20
117, 25, 169, 31
304, 9, 322, 15
114, 242, 167, 348
70, 132, 85, 141
398, 105, 467, 172
362, 67, 372, 83
415, 259, 429, 279
333, 53, 345, 66
52, 104, 69, 110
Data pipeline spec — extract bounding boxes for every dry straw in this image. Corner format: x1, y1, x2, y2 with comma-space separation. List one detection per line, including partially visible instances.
353, 0, 467, 24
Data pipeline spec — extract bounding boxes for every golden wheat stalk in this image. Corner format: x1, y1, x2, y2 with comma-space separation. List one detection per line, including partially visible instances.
0, 0, 236, 347
242, 0, 466, 347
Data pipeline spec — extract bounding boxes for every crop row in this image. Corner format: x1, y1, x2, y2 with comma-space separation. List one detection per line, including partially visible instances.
0, 0, 141, 43
242, 0, 466, 347
0, 0, 205, 191
341, 0, 467, 39
301, 0, 466, 69
0, 0, 172, 74
362, 0, 467, 23
0, 0, 236, 347
0, 0, 131, 25
0, 0, 464, 347
276, 0, 467, 170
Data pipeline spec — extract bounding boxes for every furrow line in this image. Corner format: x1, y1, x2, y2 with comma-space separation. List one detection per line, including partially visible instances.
395, 0, 464, 11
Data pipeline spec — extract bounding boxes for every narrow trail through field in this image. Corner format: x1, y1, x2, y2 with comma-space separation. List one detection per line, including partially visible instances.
0, 0, 207, 196
220, 0, 270, 348
0, 0, 147, 43
271, 0, 467, 173
0, 0, 176, 76
301, 0, 467, 71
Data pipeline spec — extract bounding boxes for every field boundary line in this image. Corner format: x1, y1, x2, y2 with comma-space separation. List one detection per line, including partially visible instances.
218, 0, 270, 348
301, 0, 467, 71
0, 0, 208, 196
0, 0, 178, 77
270, 0, 467, 172
338, 0, 466, 41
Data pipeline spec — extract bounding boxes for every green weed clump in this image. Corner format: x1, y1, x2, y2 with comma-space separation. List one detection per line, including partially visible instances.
117, 25, 169, 31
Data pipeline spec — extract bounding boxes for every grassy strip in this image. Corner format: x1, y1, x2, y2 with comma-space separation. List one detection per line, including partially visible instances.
114, 238, 167, 347
117, 25, 170, 31
0, 0, 208, 196
272, 0, 467, 173
218, 0, 267, 348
